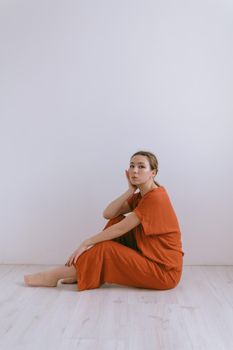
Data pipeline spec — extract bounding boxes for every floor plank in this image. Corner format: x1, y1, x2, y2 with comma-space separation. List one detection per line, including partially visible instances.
0, 265, 233, 350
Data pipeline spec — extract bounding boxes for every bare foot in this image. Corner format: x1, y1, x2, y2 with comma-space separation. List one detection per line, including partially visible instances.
61, 277, 77, 284
24, 272, 58, 287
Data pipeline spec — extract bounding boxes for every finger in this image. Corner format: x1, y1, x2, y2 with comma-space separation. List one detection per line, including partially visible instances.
74, 255, 79, 265
68, 258, 73, 266
66, 257, 73, 266
65, 257, 71, 266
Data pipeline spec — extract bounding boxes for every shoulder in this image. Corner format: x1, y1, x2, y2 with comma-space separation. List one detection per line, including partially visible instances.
135, 187, 171, 213
140, 186, 167, 202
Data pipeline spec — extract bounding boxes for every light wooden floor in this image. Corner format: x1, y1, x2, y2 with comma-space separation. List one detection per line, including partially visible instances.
0, 265, 233, 350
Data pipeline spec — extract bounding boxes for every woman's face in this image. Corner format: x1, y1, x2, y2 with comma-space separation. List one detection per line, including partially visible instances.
128, 155, 155, 186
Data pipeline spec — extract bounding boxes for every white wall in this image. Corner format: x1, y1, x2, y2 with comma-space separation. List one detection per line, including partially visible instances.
0, 0, 232, 265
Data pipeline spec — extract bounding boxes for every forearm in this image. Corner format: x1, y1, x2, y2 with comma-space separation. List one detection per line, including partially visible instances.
85, 225, 123, 246
103, 189, 133, 218
65, 226, 121, 266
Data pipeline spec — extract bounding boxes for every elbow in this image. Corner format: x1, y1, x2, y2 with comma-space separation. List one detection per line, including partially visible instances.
103, 211, 111, 219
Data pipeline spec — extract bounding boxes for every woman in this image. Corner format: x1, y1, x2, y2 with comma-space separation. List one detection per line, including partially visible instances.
24, 150, 184, 291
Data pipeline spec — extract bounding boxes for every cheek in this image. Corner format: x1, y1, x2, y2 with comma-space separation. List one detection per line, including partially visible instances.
143, 172, 152, 178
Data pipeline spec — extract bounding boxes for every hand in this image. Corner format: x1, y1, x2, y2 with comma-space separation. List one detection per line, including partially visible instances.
125, 169, 137, 193
65, 241, 94, 266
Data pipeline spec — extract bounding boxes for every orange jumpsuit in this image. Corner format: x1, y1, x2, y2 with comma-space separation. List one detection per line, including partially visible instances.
74, 186, 184, 291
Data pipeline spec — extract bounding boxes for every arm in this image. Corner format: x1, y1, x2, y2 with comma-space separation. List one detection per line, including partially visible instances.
85, 212, 141, 245
103, 189, 134, 219
65, 212, 141, 266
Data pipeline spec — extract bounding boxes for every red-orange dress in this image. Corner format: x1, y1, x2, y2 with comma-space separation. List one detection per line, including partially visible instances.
74, 186, 184, 291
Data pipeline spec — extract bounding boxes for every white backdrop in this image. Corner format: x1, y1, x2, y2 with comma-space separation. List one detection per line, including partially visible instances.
0, 0, 232, 265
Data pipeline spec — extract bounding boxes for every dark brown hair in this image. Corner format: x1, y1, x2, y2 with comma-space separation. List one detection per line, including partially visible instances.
130, 150, 160, 187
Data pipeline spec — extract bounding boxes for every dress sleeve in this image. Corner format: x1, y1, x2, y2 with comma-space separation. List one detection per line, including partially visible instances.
133, 191, 180, 235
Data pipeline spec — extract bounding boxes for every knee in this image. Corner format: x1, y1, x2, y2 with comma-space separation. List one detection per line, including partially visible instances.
97, 240, 114, 249
95, 240, 118, 254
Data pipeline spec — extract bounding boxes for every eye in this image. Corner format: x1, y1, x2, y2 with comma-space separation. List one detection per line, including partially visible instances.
129, 165, 145, 168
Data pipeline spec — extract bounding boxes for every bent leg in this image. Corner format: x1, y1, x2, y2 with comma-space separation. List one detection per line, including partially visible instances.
74, 240, 174, 291
23, 216, 127, 287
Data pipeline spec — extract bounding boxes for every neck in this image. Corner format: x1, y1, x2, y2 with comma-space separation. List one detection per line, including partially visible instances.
138, 182, 157, 197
